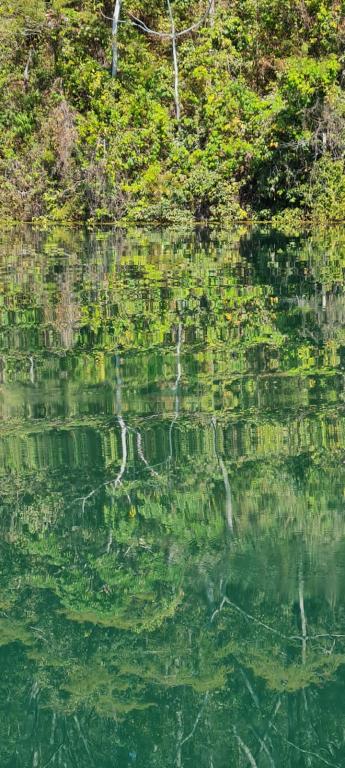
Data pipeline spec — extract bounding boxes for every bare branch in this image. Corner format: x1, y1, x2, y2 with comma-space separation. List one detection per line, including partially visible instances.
180, 693, 209, 747
127, 12, 172, 38
257, 698, 281, 760
129, 0, 214, 39
41, 744, 64, 768
271, 724, 341, 768
219, 457, 233, 532
136, 430, 160, 478
299, 563, 307, 665
211, 596, 301, 641
211, 418, 234, 532
233, 728, 258, 768
76, 414, 128, 513
253, 733, 276, 768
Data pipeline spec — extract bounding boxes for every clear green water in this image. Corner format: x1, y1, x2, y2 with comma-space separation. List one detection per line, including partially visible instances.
1, 227, 345, 767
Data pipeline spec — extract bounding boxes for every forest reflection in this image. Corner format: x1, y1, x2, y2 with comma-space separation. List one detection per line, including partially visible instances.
1, 226, 345, 767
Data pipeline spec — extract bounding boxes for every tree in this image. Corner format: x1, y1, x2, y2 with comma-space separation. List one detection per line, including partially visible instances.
111, 0, 122, 77
109, 0, 213, 121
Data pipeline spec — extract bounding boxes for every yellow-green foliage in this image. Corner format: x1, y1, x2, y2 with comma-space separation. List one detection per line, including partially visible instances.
1, 0, 345, 222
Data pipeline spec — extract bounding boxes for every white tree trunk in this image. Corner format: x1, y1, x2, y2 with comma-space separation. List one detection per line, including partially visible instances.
209, 0, 215, 26
167, 0, 180, 121
126, 1, 213, 120
112, 0, 122, 77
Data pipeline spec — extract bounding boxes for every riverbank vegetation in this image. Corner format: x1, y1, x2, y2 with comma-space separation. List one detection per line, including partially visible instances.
1, 0, 345, 224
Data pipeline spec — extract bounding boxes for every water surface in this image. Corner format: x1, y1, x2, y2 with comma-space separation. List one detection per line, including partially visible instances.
1, 226, 345, 767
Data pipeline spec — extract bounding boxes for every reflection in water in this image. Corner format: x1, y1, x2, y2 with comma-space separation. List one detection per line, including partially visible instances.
1, 227, 345, 766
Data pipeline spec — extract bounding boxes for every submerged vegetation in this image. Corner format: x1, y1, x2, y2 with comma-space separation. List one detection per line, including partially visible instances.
2, 0, 345, 223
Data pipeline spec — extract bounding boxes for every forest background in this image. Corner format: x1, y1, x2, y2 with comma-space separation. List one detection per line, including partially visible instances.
2, 0, 345, 225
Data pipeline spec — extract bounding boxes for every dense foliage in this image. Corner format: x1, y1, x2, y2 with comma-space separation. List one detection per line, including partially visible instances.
1, 0, 345, 223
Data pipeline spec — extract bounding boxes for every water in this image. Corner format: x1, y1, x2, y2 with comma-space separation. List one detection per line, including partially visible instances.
1, 226, 345, 767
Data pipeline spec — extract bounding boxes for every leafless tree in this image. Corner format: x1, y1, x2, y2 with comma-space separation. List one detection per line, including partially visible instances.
129, 0, 213, 120
107, 0, 213, 121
